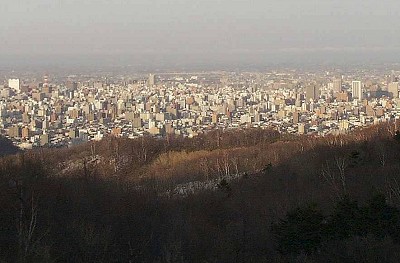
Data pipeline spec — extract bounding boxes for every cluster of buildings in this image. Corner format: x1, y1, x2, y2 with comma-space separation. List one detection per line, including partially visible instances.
1, 69, 400, 149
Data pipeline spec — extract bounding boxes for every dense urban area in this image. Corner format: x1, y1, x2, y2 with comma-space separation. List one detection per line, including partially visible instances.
1, 68, 400, 149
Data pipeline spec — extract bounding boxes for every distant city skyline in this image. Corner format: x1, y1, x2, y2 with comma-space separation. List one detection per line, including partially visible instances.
1, 68, 399, 149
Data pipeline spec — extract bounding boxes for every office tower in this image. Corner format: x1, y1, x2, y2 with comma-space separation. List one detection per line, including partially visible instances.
390, 70, 398, 83
306, 85, 319, 102
388, 82, 399, 98
8, 125, 21, 138
43, 75, 49, 88
66, 81, 78, 91
40, 133, 49, 146
148, 74, 156, 86
8, 79, 20, 93
212, 112, 219, 124
298, 123, 306, 134
351, 81, 363, 100
333, 79, 342, 92
293, 111, 300, 124
254, 111, 261, 122
21, 127, 30, 138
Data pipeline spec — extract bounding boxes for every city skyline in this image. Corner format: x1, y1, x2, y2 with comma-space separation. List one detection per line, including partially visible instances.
1, 68, 400, 149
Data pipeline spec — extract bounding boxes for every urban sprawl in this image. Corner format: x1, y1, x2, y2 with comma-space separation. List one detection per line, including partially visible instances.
1, 69, 400, 149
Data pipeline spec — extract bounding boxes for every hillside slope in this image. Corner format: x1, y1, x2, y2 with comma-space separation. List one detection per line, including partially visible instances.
0, 125, 399, 262
0, 136, 20, 156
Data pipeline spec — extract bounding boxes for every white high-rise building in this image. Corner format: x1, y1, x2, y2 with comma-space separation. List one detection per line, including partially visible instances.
351, 81, 362, 100
148, 74, 156, 86
0, 102, 6, 117
388, 82, 399, 98
8, 79, 20, 93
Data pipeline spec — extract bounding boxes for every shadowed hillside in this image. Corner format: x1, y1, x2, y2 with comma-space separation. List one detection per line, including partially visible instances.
0, 136, 20, 157
1, 124, 400, 262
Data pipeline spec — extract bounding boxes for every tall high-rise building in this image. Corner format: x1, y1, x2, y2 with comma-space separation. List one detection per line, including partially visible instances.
66, 81, 78, 91
298, 123, 306, 134
333, 79, 342, 92
306, 85, 319, 102
148, 74, 156, 86
351, 81, 363, 100
43, 75, 49, 88
388, 82, 399, 98
8, 79, 20, 93
293, 111, 300, 124
390, 70, 398, 83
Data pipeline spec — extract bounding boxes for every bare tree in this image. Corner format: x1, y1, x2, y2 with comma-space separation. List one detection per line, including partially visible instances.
222, 151, 231, 177
231, 157, 239, 175
375, 142, 387, 167
386, 177, 400, 206
13, 182, 39, 262
380, 150, 386, 167
199, 158, 210, 180
321, 156, 348, 199
386, 120, 395, 137
215, 158, 222, 177
140, 137, 148, 163
335, 156, 348, 194
321, 162, 341, 199
91, 143, 96, 157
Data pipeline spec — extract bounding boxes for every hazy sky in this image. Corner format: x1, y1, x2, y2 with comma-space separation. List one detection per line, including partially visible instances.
1, 0, 400, 68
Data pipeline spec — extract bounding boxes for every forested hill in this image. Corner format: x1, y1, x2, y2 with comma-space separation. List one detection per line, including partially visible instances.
1, 125, 400, 262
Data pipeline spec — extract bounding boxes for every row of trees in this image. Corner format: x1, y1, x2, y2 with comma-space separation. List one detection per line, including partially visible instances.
273, 195, 400, 256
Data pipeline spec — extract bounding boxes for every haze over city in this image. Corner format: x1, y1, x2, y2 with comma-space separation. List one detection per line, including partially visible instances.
1, 0, 400, 70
